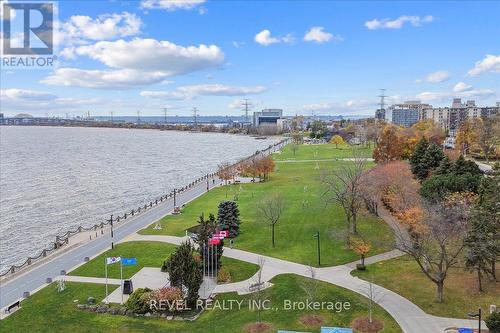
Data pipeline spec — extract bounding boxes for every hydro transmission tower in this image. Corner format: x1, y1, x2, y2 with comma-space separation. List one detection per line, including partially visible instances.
378, 88, 386, 121
241, 98, 252, 123
162, 107, 168, 124
192, 107, 199, 130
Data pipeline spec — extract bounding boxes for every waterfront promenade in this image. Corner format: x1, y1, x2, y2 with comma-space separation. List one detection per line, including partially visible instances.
0, 175, 223, 311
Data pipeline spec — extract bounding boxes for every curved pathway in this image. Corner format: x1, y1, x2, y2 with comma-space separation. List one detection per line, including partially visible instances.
127, 233, 484, 333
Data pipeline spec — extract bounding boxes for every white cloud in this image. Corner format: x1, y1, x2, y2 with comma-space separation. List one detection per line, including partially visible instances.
304, 27, 342, 43
58, 12, 142, 45
416, 70, 450, 83
453, 82, 472, 93
140, 0, 205, 11
416, 88, 495, 103
1, 89, 57, 101
254, 29, 294, 46
141, 84, 267, 100
468, 54, 500, 76
41, 68, 170, 89
67, 38, 224, 74
0, 89, 102, 112
365, 15, 434, 30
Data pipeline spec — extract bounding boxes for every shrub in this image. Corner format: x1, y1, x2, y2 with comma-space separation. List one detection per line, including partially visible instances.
217, 266, 231, 283
125, 288, 152, 314
486, 311, 500, 333
149, 287, 183, 313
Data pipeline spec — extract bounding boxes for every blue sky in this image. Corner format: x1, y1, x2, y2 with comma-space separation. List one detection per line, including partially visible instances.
1, 0, 499, 117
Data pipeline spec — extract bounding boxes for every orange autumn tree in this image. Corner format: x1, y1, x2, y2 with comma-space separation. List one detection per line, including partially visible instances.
373, 124, 404, 163
351, 236, 371, 267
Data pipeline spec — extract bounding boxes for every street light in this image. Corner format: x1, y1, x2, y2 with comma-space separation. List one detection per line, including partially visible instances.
468, 308, 481, 333
173, 188, 177, 207
313, 231, 320, 267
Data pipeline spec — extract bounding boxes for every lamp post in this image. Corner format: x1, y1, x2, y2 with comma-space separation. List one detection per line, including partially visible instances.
107, 214, 114, 249
313, 231, 320, 267
468, 308, 481, 333
173, 188, 177, 207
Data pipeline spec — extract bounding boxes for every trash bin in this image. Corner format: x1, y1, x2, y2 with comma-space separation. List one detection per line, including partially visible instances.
123, 280, 133, 294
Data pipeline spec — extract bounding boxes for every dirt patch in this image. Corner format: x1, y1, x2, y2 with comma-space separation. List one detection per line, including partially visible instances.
243, 322, 274, 333
299, 314, 326, 326
351, 316, 384, 333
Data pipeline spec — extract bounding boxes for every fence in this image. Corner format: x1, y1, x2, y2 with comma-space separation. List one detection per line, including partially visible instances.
0, 138, 290, 278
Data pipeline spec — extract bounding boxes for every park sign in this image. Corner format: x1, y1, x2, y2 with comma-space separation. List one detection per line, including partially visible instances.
106, 257, 121, 265
320, 327, 353, 333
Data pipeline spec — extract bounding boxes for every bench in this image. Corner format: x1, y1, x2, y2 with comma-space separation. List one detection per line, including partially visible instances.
5, 300, 20, 313
248, 282, 264, 292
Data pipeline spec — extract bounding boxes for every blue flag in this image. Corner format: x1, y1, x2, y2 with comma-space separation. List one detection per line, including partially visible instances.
121, 257, 137, 266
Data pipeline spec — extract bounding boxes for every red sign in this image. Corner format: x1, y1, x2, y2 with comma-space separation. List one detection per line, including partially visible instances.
208, 238, 220, 245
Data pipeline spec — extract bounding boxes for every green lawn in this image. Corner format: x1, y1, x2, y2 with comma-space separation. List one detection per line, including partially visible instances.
0, 275, 401, 333
139, 144, 393, 267
351, 256, 500, 318
69, 241, 258, 283
275, 143, 373, 160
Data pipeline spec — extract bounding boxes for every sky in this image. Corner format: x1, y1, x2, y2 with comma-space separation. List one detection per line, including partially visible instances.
1, 0, 499, 117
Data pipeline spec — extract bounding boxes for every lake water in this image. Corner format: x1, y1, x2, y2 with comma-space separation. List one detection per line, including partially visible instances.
0, 126, 278, 272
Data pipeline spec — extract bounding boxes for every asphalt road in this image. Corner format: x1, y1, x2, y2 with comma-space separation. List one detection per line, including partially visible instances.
0, 176, 222, 310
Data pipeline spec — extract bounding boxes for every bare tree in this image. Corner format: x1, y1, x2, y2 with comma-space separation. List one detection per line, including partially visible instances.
291, 143, 299, 156
257, 193, 285, 248
394, 202, 470, 303
248, 256, 266, 323
322, 152, 366, 239
300, 265, 319, 303
361, 275, 384, 324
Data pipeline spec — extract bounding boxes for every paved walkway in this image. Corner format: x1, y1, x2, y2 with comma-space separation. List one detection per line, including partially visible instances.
275, 158, 374, 163
129, 233, 484, 333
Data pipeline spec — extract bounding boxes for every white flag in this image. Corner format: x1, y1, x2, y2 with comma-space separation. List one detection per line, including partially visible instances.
106, 257, 121, 265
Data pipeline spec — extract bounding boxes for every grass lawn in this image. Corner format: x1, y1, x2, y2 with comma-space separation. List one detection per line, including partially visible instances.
351, 256, 500, 318
69, 241, 258, 283
0, 275, 402, 333
139, 144, 393, 267
274, 143, 373, 160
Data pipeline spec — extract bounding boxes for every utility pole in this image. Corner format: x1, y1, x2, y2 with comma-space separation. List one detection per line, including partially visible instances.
192, 107, 198, 130
241, 98, 252, 123
110, 111, 114, 124
313, 231, 321, 266
137, 110, 141, 124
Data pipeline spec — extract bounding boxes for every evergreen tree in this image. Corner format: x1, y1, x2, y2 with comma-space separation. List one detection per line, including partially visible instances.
410, 137, 429, 180
217, 201, 241, 237
162, 241, 203, 306
453, 155, 483, 176
435, 156, 452, 175
423, 143, 445, 172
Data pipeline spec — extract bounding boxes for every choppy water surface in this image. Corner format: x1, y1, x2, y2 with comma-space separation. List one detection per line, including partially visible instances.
0, 126, 277, 271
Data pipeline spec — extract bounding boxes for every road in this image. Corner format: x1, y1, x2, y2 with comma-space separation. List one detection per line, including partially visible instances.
0, 176, 222, 310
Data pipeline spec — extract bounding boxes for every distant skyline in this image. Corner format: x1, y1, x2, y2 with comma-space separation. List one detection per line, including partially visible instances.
1, 0, 499, 117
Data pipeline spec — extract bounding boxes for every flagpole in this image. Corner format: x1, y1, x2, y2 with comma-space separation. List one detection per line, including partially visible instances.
105, 258, 108, 304
120, 261, 124, 304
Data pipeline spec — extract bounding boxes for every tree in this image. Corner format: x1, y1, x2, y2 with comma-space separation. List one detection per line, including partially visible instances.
310, 120, 327, 139
329, 135, 345, 148
259, 156, 275, 181
218, 162, 235, 185
217, 201, 241, 237
352, 236, 371, 267
409, 137, 429, 180
485, 312, 500, 333
455, 119, 481, 156
395, 201, 470, 303
365, 124, 380, 148
162, 241, 203, 307
409, 138, 445, 181
373, 125, 404, 163
291, 143, 299, 156
322, 153, 366, 239
256, 193, 285, 248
